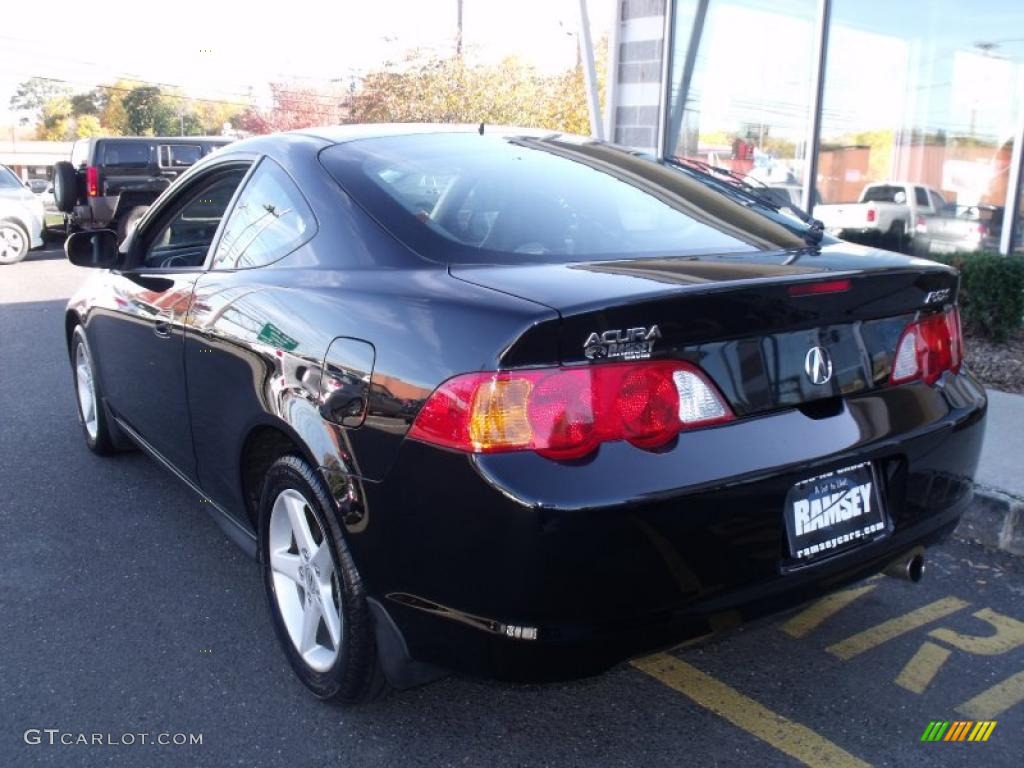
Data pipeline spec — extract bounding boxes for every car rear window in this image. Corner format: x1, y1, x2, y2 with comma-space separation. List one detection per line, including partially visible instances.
862, 185, 906, 204
320, 133, 757, 265
100, 142, 152, 168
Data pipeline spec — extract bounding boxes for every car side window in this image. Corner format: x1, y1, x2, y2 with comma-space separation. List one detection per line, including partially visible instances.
928, 190, 946, 211
142, 172, 247, 269
914, 186, 930, 207
210, 158, 316, 270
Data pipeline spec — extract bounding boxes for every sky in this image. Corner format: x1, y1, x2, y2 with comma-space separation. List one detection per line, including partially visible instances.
0, 0, 614, 123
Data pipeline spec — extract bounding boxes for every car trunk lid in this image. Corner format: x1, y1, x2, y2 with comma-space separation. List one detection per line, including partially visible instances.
450, 245, 958, 417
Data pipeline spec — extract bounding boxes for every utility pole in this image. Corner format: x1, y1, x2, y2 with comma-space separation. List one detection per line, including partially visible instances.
456, 0, 464, 57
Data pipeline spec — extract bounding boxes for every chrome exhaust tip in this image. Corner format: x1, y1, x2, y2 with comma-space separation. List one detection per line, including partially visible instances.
884, 550, 925, 583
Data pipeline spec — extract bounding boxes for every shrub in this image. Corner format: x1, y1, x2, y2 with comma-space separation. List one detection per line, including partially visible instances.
926, 251, 1024, 342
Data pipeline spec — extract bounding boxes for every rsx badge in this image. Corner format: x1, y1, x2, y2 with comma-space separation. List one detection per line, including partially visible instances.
584, 325, 661, 360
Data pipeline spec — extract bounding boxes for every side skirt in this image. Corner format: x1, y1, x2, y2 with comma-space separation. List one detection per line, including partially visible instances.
113, 416, 258, 558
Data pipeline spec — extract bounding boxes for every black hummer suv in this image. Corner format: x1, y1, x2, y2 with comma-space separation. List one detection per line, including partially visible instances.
53, 136, 233, 240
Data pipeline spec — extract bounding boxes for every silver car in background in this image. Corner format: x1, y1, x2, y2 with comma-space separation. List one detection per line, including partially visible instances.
0, 164, 44, 264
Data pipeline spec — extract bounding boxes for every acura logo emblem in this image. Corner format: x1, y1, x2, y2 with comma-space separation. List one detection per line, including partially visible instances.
804, 346, 833, 385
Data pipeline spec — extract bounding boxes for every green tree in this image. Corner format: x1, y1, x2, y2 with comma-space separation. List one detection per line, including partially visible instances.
35, 96, 106, 140
98, 79, 147, 135
9, 77, 71, 124
36, 95, 77, 140
75, 114, 103, 137
345, 45, 605, 136
122, 86, 164, 135
70, 91, 101, 116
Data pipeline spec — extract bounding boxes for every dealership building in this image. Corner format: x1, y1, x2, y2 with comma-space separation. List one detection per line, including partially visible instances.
606, 0, 1024, 254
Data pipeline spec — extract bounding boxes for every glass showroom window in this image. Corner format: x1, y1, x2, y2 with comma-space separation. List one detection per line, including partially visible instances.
817, 0, 1024, 255
665, 0, 820, 206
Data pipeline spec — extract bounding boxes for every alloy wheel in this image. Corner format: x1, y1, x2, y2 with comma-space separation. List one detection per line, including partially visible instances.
75, 341, 98, 440
268, 488, 343, 672
0, 224, 26, 262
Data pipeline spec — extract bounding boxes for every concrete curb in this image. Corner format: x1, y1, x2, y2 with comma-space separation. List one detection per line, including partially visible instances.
954, 485, 1024, 556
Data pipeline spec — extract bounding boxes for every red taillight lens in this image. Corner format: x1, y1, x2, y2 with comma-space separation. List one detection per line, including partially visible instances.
890, 307, 963, 386
866, 208, 877, 223
408, 362, 734, 459
86, 166, 99, 197
788, 279, 852, 297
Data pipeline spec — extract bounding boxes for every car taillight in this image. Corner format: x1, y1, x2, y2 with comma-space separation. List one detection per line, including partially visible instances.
86, 166, 99, 197
788, 279, 852, 297
866, 208, 877, 223
408, 361, 734, 459
890, 307, 963, 386
915, 215, 927, 233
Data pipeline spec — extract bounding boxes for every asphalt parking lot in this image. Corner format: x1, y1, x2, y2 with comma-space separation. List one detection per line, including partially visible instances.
1, 242, 1021, 768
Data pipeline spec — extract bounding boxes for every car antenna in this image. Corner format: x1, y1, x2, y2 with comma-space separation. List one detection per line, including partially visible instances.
478, 122, 485, 135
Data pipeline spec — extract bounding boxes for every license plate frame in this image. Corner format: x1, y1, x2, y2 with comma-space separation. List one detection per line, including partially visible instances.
783, 461, 888, 563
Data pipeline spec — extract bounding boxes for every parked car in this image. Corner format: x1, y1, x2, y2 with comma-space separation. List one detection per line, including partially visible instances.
63, 125, 986, 703
815, 181, 947, 248
0, 163, 44, 264
912, 203, 1004, 255
52, 136, 233, 241
25, 178, 51, 195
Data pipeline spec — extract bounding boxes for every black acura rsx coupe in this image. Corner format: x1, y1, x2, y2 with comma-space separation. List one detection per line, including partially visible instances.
64, 124, 987, 703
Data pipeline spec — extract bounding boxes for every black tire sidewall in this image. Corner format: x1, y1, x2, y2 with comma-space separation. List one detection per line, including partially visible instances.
258, 455, 378, 702
53, 162, 79, 213
70, 325, 115, 454
0, 220, 30, 264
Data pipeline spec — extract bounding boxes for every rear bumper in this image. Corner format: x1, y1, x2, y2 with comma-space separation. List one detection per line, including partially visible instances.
359, 372, 987, 682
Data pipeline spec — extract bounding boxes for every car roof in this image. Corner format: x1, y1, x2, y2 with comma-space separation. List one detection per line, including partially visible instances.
291, 123, 562, 145
82, 136, 232, 144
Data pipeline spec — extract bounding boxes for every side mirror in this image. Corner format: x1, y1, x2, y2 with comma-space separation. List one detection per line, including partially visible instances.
65, 230, 120, 269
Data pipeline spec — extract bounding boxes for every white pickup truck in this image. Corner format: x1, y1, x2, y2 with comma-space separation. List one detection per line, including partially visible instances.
815, 181, 947, 248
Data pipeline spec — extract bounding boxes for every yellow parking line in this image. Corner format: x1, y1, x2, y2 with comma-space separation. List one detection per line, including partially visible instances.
893, 641, 951, 694
632, 654, 870, 768
929, 608, 1024, 655
826, 597, 968, 660
781, 581, 879, 639
957, 670, 1024, 720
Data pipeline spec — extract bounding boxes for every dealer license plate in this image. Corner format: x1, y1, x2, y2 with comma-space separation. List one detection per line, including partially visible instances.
783, 462, 888, 562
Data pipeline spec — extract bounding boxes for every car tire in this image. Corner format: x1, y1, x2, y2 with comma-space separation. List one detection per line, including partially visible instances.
259, 454, 386, 704
53, 161, 79, 213
0, 219, 30, 264
116, 206, 147, 244
70, 325, 117, 455
889, 221, 907, 252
